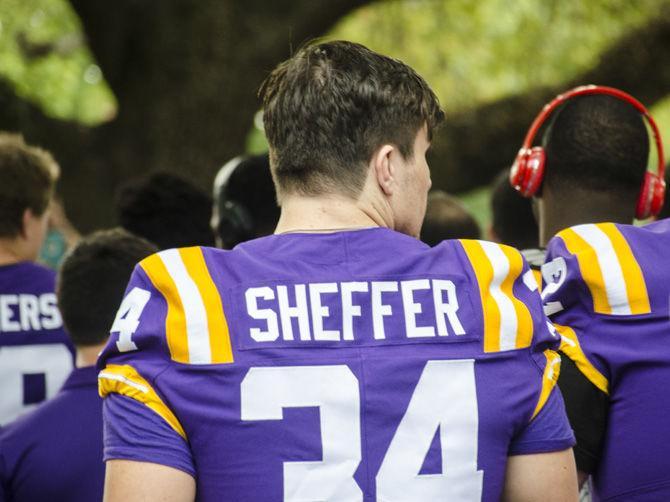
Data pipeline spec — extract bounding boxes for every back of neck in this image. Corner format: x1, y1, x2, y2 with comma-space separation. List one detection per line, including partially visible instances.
275, 193, 388, 234
76, 344, 106, 368
539, 188, 635, 247
0, 239, 29, 266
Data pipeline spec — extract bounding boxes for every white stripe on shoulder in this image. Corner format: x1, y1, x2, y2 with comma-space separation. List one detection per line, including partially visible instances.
158, 249, 213, 364
523, 269, 538, 291
571, 224, 630, 315
479, 241, 518, 350
98, 372, 149, 393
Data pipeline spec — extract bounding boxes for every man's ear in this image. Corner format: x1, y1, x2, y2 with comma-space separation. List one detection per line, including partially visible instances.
371, 144, 396, 196
20, 208, 32, 238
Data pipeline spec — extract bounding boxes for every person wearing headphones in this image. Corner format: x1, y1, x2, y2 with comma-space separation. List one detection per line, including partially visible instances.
211, 154, 280, 249
510, 85, 669, 500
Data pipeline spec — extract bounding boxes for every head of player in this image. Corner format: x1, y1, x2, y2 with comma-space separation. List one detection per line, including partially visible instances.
58, 229, 157, 367
421, 190, 480, 245
533, 94, 649, 245
0, 134, 59, 265
115, 171, 216, 250
211, 154, 280, 249
261, 40, 444, 237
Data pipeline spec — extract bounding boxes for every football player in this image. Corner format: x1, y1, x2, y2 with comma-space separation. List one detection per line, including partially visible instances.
0, 134, 74, 427
0, 229, 156, 501
100, 41, 577, 501
510, 86, 670, 499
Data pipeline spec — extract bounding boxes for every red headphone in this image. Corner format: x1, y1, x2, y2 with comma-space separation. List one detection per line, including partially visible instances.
509, 85, 666, 219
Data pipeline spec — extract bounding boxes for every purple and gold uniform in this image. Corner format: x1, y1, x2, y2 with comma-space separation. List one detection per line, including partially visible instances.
99, 228, 574, 501
0, 262, 73, 427
543, 220, 670, 500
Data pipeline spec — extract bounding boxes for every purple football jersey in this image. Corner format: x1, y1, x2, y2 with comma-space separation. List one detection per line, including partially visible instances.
0, 366, 104, 502
99, 228, 574, 501
543, 221, 670, 500
0, 262, 74, 426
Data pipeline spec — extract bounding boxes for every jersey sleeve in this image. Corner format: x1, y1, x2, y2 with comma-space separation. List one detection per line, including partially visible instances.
98, 247, 234, 470
508, 384, 575, 455
459, 240, 571, 433
97, 251, 197, 470
103, 393, 195, 476
507, 247, 576, 456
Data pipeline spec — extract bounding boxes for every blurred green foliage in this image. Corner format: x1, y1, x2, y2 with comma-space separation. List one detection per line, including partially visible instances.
457, 185, 492, 234
250, 0, 670, 227
651, 96, 670, 163
330, 0, 661, 112
2, 0, 670, 229
0, 0, 115, 124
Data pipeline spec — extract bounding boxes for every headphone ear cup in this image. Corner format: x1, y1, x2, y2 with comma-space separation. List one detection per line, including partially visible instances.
510, 147, 546, 198
651, 175, 666, 217
637, 172, 666, 219
509, 149, 528, 192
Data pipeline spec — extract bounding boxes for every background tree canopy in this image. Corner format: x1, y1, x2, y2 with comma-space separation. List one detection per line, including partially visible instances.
1, 0, 669, 230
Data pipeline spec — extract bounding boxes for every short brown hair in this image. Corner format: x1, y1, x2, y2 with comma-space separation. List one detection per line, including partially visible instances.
260, 40, 444, 199
0, 133, 59, 237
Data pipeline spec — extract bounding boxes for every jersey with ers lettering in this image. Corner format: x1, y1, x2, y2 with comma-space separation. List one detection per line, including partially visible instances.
0, 262, 73, 426
98, 228, 574, 501
542, 221, 670, 501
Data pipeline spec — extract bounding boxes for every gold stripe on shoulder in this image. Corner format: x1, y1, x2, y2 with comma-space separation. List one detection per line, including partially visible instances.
98, 364, 187, 439
461, 240, 534, 352
531, 349, 561, 420
499, 245, 533, 349
557, 228, 611, 314
597, 223, 650, 315
459, 240, 500, 352
532, 269, 543, 293
178, 247, 234, 364
555, 323, 609, 394
140, 253, 190, 363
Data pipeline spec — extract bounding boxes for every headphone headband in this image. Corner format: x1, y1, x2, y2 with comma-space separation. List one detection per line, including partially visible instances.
522, 85, 665, 179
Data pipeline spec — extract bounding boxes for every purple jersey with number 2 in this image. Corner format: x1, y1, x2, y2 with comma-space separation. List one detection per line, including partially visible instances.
98, 228, 574, 501
543, 220, 670, 501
